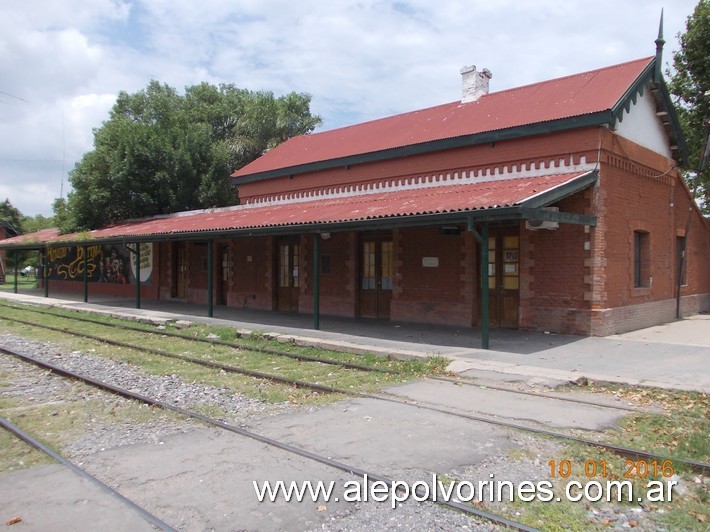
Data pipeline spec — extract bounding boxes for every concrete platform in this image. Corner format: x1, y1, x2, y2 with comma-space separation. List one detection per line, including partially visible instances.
0, 290, 708, 393
0, 464, 156, 531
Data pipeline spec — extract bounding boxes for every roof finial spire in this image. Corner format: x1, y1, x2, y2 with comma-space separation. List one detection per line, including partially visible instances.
654, 8, 665, 82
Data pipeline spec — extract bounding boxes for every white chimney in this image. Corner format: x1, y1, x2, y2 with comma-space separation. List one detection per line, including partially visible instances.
460, 65, 492, 103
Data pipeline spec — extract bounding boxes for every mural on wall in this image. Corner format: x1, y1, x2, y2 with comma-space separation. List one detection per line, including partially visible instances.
48, 243, 153, 285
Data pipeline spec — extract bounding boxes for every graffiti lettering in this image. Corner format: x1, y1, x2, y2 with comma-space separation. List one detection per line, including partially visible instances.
47, 246, 69, 262
55, 246, 100, 280
48, 244, 145, 285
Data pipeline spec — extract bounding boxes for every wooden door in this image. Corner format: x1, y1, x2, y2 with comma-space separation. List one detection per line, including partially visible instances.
218, 245, 230, 305
173, 243, 188, 299
359, 238, 393, 319
487, 231, 520, 328
276, 239, 300, 311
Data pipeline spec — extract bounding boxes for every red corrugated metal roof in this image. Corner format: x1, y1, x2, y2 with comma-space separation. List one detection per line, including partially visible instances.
1, 173, 589, 246
233, 57, 653, 178
1, 228, 61, 245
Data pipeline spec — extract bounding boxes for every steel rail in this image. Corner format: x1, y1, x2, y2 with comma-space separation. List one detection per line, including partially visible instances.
0, 302, 397, 374
9, 301, 696, 421
0, 345, 537, 532
3, 315, 709, 476
429, 375, 642, 413
5, 302, 665, 417
429, 374, 710, 424
0, 315, 358, 396
0, 416, 175, 531
16, 300, 707, 426
11, 303, 703, 423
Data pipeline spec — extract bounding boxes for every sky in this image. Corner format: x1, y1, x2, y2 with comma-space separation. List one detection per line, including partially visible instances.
0, 0, 700, 218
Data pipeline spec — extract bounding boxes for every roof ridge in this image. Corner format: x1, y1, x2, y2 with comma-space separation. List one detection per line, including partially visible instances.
478, 56, 654, 100
233, 55, 659, 180
309, 56, 655, 137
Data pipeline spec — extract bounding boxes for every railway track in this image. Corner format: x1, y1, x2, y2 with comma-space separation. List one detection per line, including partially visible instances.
2, 308, 708, 476
0, 302, 397, 374
0, 309, 656, 417
0, 343, 537, 532
0, 302, 668, 415
0, 416, 175, 532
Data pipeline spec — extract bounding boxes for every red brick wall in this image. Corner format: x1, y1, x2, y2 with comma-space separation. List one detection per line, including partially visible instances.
588, 131, 710, 334
390, 226, 472, 326
519, 190, 593, 334
300, 232, 356, 317
158, 241, 171, 300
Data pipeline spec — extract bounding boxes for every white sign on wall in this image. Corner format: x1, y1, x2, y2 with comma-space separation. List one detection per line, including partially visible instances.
422, 257, 439, 268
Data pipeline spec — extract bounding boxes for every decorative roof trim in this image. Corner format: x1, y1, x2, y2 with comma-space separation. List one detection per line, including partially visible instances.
243, 156, 596, 208
610, 58, 687, 164
0, 173, 598, 251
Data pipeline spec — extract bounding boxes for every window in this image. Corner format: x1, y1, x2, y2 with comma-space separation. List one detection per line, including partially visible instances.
633, 231, 650, 288
676, 236, 687, 286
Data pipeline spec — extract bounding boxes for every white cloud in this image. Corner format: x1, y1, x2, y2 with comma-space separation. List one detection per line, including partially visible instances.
0, 0, 699, 217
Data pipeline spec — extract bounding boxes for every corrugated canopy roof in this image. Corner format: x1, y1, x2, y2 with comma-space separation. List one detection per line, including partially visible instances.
1, 172, 596, 249
233, 57, 654, 181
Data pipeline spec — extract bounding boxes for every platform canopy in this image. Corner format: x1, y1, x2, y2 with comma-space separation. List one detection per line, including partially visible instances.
0, 170, 597, 251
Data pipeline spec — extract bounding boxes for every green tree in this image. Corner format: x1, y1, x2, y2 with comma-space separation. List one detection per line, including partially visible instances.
668, 0, 710, 212
21, 213, 55, 233
0, 198, 35, 270
51, 198, 73, 234
63, 81, 321, 230
0, 198, 23, 234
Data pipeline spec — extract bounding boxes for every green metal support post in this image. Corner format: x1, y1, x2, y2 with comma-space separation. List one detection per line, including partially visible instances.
207, 240, 213, 318
313, 234, 320, 330
467, 218, 490, 350
480, 222, 490, 350
43, 248, 49, 298
13, 250, 18, 294
135, 244, 141, 309
82, 246, 88, 302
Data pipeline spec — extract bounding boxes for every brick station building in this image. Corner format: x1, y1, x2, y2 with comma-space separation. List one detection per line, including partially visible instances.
2, 48, 709, 339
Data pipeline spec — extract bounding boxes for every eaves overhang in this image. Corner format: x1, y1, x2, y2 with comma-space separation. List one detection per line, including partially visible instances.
231, 115, 611, 185
0, 171, 598, 252
610, 59, 688, 165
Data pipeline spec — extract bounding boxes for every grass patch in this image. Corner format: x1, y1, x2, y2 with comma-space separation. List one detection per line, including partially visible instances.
0, 275, 39, 292
507, 498, 593, 531
554, 380, 709, 465
0, 429, 52, 472
576, 383, 710, 465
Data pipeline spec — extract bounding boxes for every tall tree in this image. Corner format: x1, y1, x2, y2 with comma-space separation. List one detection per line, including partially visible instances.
668, 0, 710, 212
21, 213, 55, 234
0, 198, 23, 234
0, 199, 28, 270
63, 82, 321, 230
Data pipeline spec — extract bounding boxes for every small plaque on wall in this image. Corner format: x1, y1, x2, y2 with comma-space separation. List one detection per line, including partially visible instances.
422, 257, 439, 268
